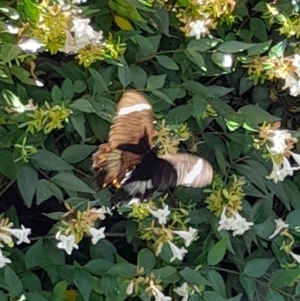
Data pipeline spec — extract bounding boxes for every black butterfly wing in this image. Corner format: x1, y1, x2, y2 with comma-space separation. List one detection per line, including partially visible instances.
110, 151, 178, 204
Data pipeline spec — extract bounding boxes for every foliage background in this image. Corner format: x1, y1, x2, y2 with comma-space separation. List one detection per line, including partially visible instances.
1, 0, 300, 300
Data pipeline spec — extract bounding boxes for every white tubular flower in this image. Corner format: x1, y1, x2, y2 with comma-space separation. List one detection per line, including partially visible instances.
152, 287, 172, 301
174, 282, 189, 301
18, 39, 44, 53
230, 212, 254, 236
148, 205, 171, 225
88, 227, 105, 245
218, 206, 235, 232
0, 249, 11, 268
167, 241, 188, 262
2, 225, 31, 245
57, 234, 79, 255
266, 157, 297, 183
267, 129, 291, 155
282, 73, 300, 97
269, 218, 289, 239
126, 281, 134, 295
173, 227, 198, 247
89, 207, 110, 220
189, 20, 208, 39
290, 251, 300, 266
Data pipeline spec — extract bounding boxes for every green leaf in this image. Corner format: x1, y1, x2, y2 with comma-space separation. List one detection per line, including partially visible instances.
183, 80, 210, 96
137, 249, 156, 273
118, 56, 132, 88
247, 40, 272, 56
179, 267, 210, 286
74, 80, 87, 93
31, 150, 73, 171
217, 41, 255, 53
70, 113, 86, 141
270, 269, 299, 288
69, 99, 94, 113
36, 179, 63, 204
153, 266, 180, 283
73, 270, 93, 301
266, 288, 284, 301
2, 43, 22, 64
156, 55, 179, 70
130, 65, 147, 89
0, 149, 16, 180
17, 164, 38, 208
206, 270, 226, 298
250, 18, 267, 42
203, 291, 226, 301
215, 150, 228, 175
19, 0, 40, 23
207, 237, 228, 265
187, 38, 217, 51
239, 274, 255, 300
84, 259, 114, 276
52, 173, 95, 194
250, 194, 273, 224
147, 74, 166, 90
184, 49, 206, 70
61, 145, 97, 163
152, 89, 173, 104
243, 258, 275, 278
166, 104, 193, 123
24, 293, 48, 301
107, 262, 137, 278
62, 78, 74, 100
5, 265, 24, 298
287, 209, 300, 227
0, 291, 7, 301
51, 85, 62, 103
101, 275, 117, 300
89, 68, 109, 93
269, 40, 287, 59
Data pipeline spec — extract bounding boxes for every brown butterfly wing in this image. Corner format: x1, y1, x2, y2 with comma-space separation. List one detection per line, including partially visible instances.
92, 91, 154, 189
159, 153, 213, 188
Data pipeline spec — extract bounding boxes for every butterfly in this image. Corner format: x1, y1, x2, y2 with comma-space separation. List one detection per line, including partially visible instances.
92, 91, 213, 204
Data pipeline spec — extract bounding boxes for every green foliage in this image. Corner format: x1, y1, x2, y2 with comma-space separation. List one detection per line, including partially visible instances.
0, 0, 300, 301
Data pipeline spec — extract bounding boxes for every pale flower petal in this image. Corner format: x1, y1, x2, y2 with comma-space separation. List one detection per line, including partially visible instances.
230, 212, 254, 236
57, 234, 79, 255
269, 218, 289, 239
290, 251, 300, 266
2, 225, 31, 244
0, 232, 13, 245
88, 227, 106, 245
126, 281, 134, 295
152, 287, 172, 301
189, 20, 208, 39
173, 227, 198, 247
218, 206, 235, 232
148, 205, 171, 225
0, 249, 11, 268
167, 241, 188, 262
174, 282, 189, 301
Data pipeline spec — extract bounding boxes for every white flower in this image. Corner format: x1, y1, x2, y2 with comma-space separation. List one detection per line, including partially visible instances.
174, 282, 189, 301
218, 206, 235, 232
230, 212, 254, 236
126, 281, 134, 295
57, 234, 79, 255
267, 129, 291, 155
152, 287, 172, 301
267, 157, 298, 183
88, 227, 105, 245
167, 241, 188, 262
89, 207, 110, 220
173, 227, 198, 247
290, 251, 300, 266
282, 73, 300, 97
19, 39, 44, 53
148, 205, 170, 225
269, 218, 289, 239
2, 225, 31, 244
189, 20, 208, 39
0, 249, 11, 268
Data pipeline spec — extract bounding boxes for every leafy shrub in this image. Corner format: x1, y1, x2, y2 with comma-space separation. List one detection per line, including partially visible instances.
1, 0, 300, 300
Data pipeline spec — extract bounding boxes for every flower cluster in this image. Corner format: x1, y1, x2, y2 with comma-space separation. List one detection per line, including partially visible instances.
175, 0, 236, 40
127, 199, 198, 263
242, 53, 300, 97
55, 202, 111, 255
25, 1, 126, 67
18, 101, 72, 135
0, 217, 31, 268
154, 120, 190, 155
255, 122, 300, 183
218, 206, 253, 236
